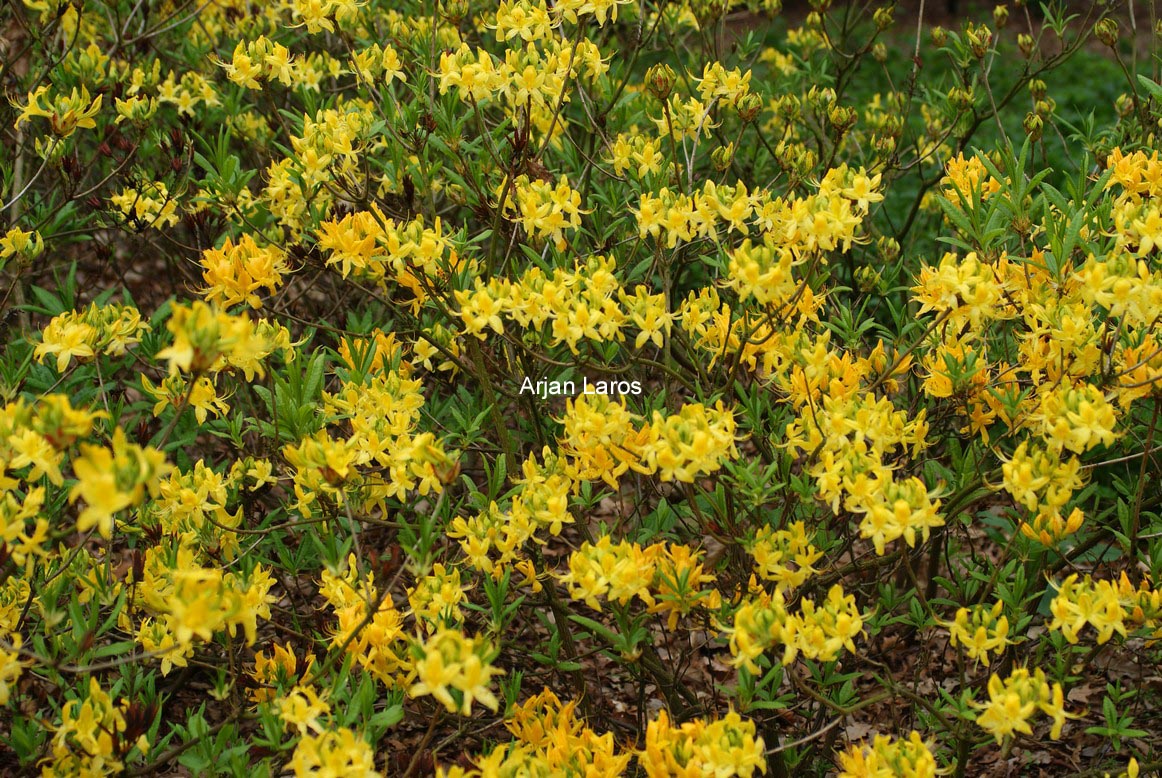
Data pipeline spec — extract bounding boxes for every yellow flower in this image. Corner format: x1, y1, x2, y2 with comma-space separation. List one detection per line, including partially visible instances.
289, 727, 380, 778
559, 536, 656, 612
510, 174, 587, 252
409, 628, 502, 715
200, 234, 288, 309
277, 685, 331, 736
250, 643, 302, 702
0, 227, 44, 268
643, 401, 739, 483
0, 636, 26, 705
640, 709, 766, 778
944, 601, 1010, 665
14, 85, 102, 137
837, 731, 937, 778
748, 521, 822, 591
44, 677, 146, 776
974, 667, 1071, 743
69, 428, 170, 538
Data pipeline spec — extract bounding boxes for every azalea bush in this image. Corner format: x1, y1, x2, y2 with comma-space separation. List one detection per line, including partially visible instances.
1, 0, 1161, 775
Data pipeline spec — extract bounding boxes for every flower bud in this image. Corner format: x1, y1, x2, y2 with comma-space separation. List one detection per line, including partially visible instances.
1018, 33, 1034, 57
949, 86, 974, 111
1116, 93, 1135, 118
931, 26, 948, 46
876, 236, 900, 262
872, 41, 888, 62
1034, 98, 1055, 117
1023, 112, 1043, 142
1095, 18, 1119, 48
993, 4, 1009, 28
873, 134, 897, 155
440, 0, 469, 22
1028, 79, 1047, 101
734, 92, 764, 123
966, 23, 993, 59
712, 143, 735, 171
645, 64, 676, 102
811, 86, 836, 107
856, 265, 882, 293
873, 6, 893, 30
828, 104, 857, 134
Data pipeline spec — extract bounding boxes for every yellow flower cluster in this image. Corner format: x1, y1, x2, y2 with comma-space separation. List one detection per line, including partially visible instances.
200, 234, 288, 309
1033, 380, 1119, 454
408, 628, 502, 715
676, 287, 823, 376
3, 394, 97, 485
507, 174, 586, 251
319, 554, 411, 687
561, 395, 738, 488
41, 678, 149, 778
640, 709, 766, 778
635, 182, 748, 248
278, 684, 330, 735
724, 235, 808, 310
314, 367, 457, 517
0, 226, 44, 269
449, 449, 573, 574
264, 102, 377, 232
286, 0, 362, 34
555, 0, 633, 26
408, 563, 466, 632
974, 667, 1069, 743
14, 84, 102, 138
316, 207, 460, 309
941, 153, 1001, 201
109, 180, 181, 230
349, 43, 406, 85
637, 166, 879, 252
141, 373, 230, 425
1049, 572, 1162, 645
747, 520, 822, 591
129, 545, 275, 674
289, 727, 380, 778
728, 582, 864, 670
35, 301, 149, 372
559, 536, 718, 628
785, 390, 940, 555
607, 131, 665, 178
944, 601, 1010, 666
0, 636, 24, 706
491, 0, 553, 42
70, 427, 170, 539
912, 251, 1008, 331
220, 36, 296, 89
157, 69, 220, 117
506, 688, 628, 774
695, 62, 754, 103
250, 642, 314, 703
836, 731, 938, 778
157, 300, 293, 379
1001, 440, 1085, 524
454, 254, 672, 353
909, 148, 1162, 549
1, 396, 100, 562
142, 458, 272, 559
439, 688, 629, 777
647, 401, 740, 482
438, 35, 606, 135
